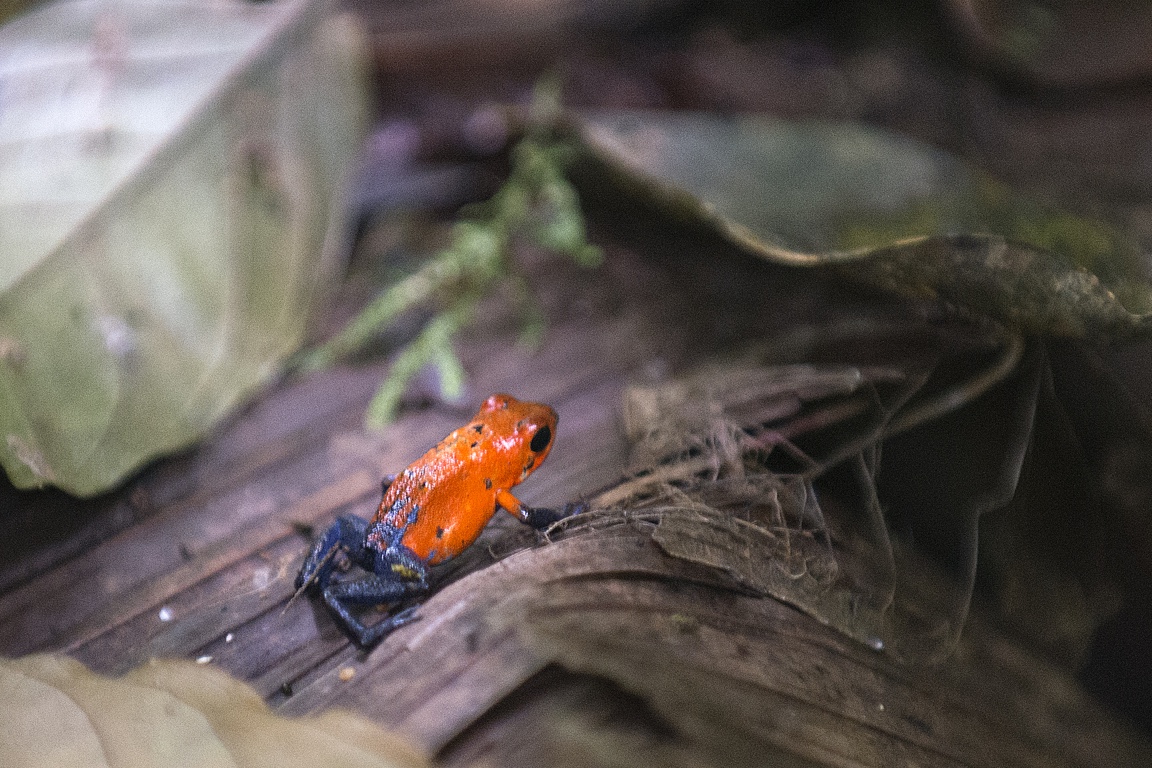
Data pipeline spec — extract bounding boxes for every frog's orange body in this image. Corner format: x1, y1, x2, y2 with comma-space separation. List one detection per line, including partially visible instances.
296, 393, 561, 646
369, 393, 558, 564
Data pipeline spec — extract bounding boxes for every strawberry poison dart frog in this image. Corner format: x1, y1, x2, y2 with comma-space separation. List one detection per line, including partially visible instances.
295, 394, 565, 646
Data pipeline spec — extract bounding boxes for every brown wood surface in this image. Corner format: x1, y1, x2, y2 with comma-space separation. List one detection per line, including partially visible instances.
2, 230, 1150, 767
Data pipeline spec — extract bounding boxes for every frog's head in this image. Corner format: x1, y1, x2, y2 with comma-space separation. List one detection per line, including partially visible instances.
479, 393, 558, 480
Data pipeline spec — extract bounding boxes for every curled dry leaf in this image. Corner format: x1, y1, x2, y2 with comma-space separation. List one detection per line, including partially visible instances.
0, 0, 369, 495
569, 111, 1152, 339
0, 654, 428, 768
586, 343, 1051, 663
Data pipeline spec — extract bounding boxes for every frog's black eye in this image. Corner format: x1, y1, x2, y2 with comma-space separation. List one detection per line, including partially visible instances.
530, 425, 552, 453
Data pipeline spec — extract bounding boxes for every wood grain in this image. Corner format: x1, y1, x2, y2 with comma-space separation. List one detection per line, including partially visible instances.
1, 237, 1148, 767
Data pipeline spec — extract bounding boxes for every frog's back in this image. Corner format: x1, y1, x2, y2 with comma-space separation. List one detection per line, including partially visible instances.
371, 394, 558, 564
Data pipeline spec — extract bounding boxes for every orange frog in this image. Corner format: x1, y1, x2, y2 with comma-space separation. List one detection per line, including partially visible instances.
296, 394, 567, 646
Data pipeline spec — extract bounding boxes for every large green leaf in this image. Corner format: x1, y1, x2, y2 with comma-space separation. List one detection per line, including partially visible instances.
573, 111, 1152, 337
0, 0, 368, 495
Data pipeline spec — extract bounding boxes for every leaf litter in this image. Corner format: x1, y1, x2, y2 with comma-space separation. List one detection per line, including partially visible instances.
542, 344, 1041, 663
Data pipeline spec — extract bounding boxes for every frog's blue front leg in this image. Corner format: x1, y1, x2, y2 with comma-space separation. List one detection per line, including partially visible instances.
295, 514, 373, 593
321, 544, 431, 646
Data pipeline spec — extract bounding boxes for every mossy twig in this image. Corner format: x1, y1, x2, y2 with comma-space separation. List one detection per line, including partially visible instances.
295, 79, 600, 426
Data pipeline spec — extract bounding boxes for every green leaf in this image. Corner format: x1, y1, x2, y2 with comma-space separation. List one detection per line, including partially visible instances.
0, 0, 369, 495
572, 111, 1152, 337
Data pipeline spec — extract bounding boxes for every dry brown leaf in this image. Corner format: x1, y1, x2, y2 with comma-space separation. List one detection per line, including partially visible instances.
0, 654, 427, 768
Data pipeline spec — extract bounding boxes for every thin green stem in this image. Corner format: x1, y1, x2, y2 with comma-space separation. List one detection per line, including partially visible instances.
298, 80, 600, 426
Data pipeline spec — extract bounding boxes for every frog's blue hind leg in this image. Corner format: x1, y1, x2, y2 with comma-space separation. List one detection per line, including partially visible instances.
321, 545, 431, 646
295, 514, 372, 593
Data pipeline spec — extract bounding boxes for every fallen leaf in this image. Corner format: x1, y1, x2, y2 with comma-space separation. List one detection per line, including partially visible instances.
0, 0, 369, 495
0, 654, 427, 768
570, 110, 1152, 338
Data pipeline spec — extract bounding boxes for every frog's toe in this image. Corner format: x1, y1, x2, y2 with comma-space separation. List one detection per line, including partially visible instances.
390, 605, 421, 627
